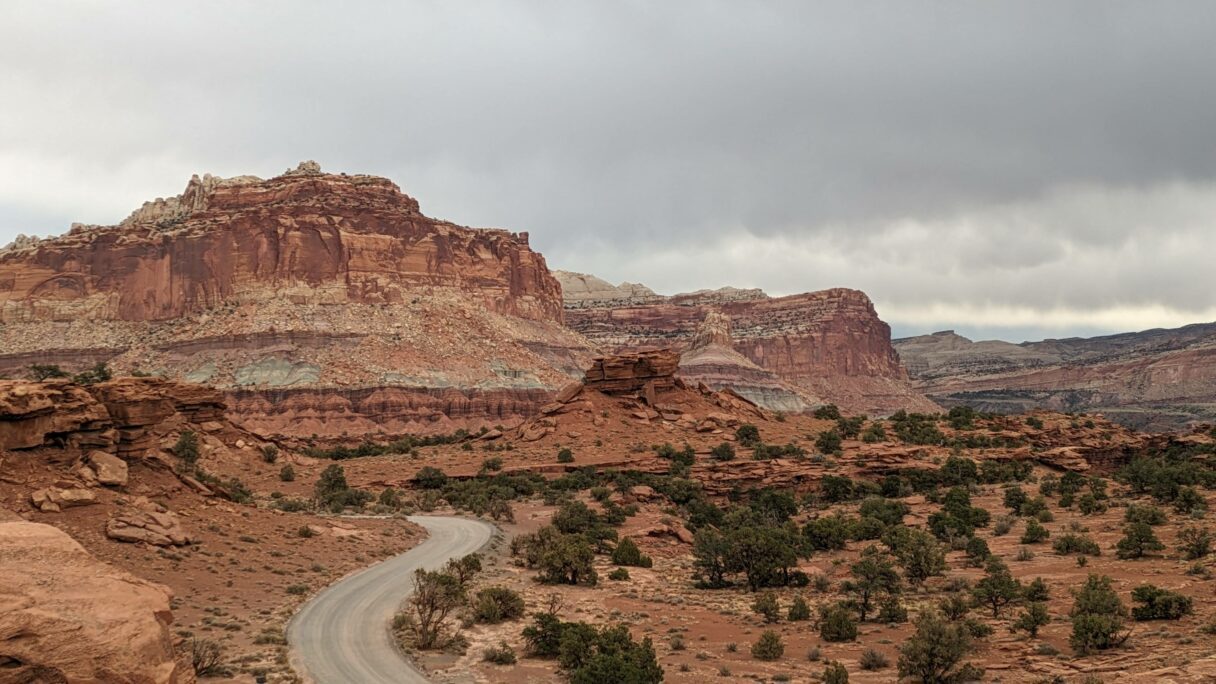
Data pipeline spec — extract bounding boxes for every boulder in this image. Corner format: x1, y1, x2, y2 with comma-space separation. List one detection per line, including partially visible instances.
106, 500, 193, 547
87, 450, 129, 486
31, 487, 98, 513
0, 520, 187, 682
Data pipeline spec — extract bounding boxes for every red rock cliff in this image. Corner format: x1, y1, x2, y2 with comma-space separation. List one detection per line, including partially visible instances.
0, 162, 562, 323
557, 273, 935, 414
0, 163, 593, 437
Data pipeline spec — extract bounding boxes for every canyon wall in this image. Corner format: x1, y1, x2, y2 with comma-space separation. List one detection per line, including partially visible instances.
895, 326, 1216, 430
0, 163, 593, 436
556, 272, 935, 415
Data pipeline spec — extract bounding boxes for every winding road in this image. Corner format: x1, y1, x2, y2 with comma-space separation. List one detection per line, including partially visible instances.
287, 516, 495, 683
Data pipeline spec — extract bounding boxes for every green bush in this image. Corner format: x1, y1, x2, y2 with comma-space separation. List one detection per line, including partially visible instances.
859, 648, 889, 670
1115, 522, 1164, 559
483, 642, 517, 665
278, 464, 295, 482
608, 567, 630, 581
788, 596, 811, 621
172, 431, 200, 465
813, 404, 842, 420
1179, 526, 1213, 560
1070, 574, 1128, 654
611, 537, 653, 568
751, 630, 784, 661
816, 429, 843, 455
1021, 519, 1050, 544
557, 447, 574, 463
1124, 504, 1167, 526
735, 424, 761, 447
1053, 533, 1101, 556
472, 586, 526, 623
710, 442, 736, 461
1130, 584, 1193, 621
819, 604, 858, 642
824, 661, 850, 683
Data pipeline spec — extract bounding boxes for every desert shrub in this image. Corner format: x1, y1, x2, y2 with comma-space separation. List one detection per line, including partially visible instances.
788, 595, 811, 621
1003, 485, 1028, 513
824, 661, 850, 683
804, 514, 851, 551
1012, 602, 1051, 638
1021, 519, 1050, 544
820, 475, 857, 503
473, 586, 526, 624
897, 610, 980, 684
837, 416, 866, 441
816, 429, 843, 455
1053, 533, 1101, 556
557, 447, 574, 463
556, 622, 663, 683
1024, 577, 1051, 602
1179, 525, 1213, 560
710, 442, 736, 461
813, 404, 842, 420
948, 405, 976, 430
882, 526, 947, 585
72, 362, 112, 385
819, 604, 858, 642
483, 642, 517, 665
843, 546, 902, 622
260, 444, 279, 464
1130, 584, 1193, 621
862, 422, 887, 443
751, 630, 784, 661
1124, 504, 1167, 526
736, 424, 761, 447
314, 464, 372, 511
877, 597, 908, 623
413, 466, 448, 489
859, 496, 910, 527
963, 536, 990, 567
938, 593, 970, 621
752, 591, 781, 623
1115, 522, 1164, 559
860, 648, 889, 670
611, 537, 653, 568
972, 558, 1021, 617
1174, 486, 1207, 515
537, 533, 598, 586
891, 411, 946, 446
1069, 574, 1128, 654
188, 637, 226, 676
278, 464, 295, 482
172, 431, 200, 465
29, 363, 68, 381
608, 567, 630, 581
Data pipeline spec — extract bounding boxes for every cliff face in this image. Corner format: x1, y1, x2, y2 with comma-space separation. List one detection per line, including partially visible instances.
0, 163, 593, 436
555, 272, 935, 415
895, 325, 1216, 430
1, 162, 562, 323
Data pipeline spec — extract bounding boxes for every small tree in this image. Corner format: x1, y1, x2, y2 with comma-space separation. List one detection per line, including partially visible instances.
1012, 602, 1050, 638
751, 630, 784, 661
843, 546, 902, 622
1069, 574, 1128, 654
472, 586, 526, 623
1024, 577, 1050, 602
788, 595, 811, 621
188, 637, 225, 676
1003, 486, 1028, 513
611, 537, 653, 568
883, 526, 946, 585
963, 536, 991, 567
260, 444, 279, 463
1115, 522, 1164, 559
557, 447, 574, 463
407, 568, 466, 649
752, 591, 781, 623
1179, 525, 1212, 560
29, 363, 67, 381
897, 610, 979, 684
279, 464, 296, 482
819, 603, 858, 642
1021, 519, 1050, 544
972, 558, 1021, 618
538, 534, 598, 586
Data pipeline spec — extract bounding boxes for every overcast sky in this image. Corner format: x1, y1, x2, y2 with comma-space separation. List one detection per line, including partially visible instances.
3, 1, 1215, 342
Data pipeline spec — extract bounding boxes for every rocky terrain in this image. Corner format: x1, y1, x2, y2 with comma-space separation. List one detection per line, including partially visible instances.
0, 377, 423, 681
897, 326, 1216, 430
0, 162, 593, 437
556, 271, 936, 415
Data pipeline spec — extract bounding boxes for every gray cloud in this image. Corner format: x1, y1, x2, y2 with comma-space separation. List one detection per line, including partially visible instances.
3, 1, 1216, 342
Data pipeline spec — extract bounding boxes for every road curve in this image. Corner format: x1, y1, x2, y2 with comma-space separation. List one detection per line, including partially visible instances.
287, 516, 495, 683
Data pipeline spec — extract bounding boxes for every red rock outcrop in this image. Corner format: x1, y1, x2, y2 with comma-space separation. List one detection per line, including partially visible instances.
556, 272, 935, 415
0, 163, 595, 436
584, 349, 681, 395
0, 520, 188, 683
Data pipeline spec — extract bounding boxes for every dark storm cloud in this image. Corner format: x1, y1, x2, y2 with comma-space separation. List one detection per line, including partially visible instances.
3, 1, 1216, 341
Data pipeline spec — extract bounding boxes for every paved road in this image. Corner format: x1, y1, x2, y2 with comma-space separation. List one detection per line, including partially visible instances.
287, 516, 495, 683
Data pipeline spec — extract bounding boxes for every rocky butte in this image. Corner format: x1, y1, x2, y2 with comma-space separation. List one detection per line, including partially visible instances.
0, 162, 594, 437
555, 271, 936, 415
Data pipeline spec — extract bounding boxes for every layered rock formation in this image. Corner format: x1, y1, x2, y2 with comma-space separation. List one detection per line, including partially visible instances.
555, 271, 934, 415
0, 163, 594, 436
896, 325, 1216, 430
0, 520, 187, 682
678, 311, 815, 413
